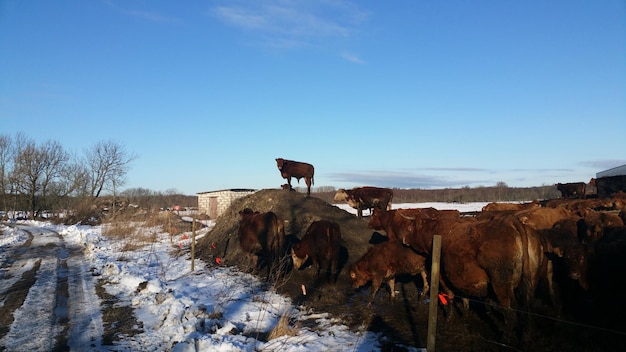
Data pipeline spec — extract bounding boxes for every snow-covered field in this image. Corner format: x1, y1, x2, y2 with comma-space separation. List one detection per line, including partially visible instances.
0, 202, 486, 351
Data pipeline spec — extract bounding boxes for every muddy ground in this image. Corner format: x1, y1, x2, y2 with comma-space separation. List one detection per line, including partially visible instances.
197, 189, 626, 352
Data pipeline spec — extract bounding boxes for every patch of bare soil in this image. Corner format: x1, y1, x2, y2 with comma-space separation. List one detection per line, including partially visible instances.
197, 189, 626, 351
95, 280, 142, 345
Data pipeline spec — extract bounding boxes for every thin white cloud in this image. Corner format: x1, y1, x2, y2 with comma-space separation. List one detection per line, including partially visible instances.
212, 1, 369, 48
340, 51, 365, 64
105, 1, 180, 23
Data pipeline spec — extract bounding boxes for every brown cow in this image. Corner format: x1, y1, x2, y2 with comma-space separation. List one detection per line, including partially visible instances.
291, 220, 342, 282
334, 186, 393, 218
516, 207, 576, 230
276, 158, 314, 196
368, 207, 460, 241
238, 208, 285, 280
349, 240, 429, 307
557, 182, 587, 199
481, 200, 541, 212
400, 209, 545, 341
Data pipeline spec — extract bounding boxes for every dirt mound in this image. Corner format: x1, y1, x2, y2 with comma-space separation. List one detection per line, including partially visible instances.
197, 189, 375, 270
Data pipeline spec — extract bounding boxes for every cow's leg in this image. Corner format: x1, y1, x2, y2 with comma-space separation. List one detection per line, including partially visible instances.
420, 270, 429, 297
368, 278, 383, 307
305, 177, 312, 196
491, 284, 518, 343
357, 208, 363, 218
388, 278, 396, 303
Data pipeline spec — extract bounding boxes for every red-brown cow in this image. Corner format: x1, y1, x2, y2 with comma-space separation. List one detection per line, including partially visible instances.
557, 182, 587, 199
368, 207, 460, 241
334, 186, 393, 218
368, 208, 424, 241
291, 220, 342, 282
349, 240, 429, 307
276, 158, 314, 196
400, 209, 546, 341
238, 208, 285, 280
481, 200, 541, 212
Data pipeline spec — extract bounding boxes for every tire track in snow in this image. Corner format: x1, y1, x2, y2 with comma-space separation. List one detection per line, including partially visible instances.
1, 229, 60, 350
66, 247, 104, 350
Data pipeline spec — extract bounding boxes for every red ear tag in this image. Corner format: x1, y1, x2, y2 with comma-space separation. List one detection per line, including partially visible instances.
438, 293, 448, 305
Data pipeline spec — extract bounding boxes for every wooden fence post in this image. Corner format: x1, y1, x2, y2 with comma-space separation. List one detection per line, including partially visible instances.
427, 235, 442, 352
191, 218, 196, 272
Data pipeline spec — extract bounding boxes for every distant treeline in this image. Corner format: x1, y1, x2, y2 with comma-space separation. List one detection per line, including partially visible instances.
310, 183, 563, 204
0, 184, 564, 220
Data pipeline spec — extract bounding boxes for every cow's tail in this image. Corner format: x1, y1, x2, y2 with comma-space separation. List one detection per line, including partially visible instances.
512, 217, 535, 338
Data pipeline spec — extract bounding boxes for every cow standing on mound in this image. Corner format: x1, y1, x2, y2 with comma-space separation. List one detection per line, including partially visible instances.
349, 240, 429, 307
334, 186, 393, 218
237, 208, 285, 280
291, 220, 342, 283
276, 158, 315, 196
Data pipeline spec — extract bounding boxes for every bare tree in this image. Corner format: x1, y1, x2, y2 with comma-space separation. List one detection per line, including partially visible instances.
85, 140, 137, 198
0, 134, 15, 213
11, 135, 69, 218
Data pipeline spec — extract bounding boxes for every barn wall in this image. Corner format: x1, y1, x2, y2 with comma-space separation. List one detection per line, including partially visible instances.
198, 189, 256, 218
596, 175, 626, 198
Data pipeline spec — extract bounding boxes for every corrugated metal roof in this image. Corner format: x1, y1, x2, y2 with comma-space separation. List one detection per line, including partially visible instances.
597, 164, 626, 178
196, 188, 257, 195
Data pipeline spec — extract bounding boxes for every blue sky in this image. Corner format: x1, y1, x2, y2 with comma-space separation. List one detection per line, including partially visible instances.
1, 0, 625, 195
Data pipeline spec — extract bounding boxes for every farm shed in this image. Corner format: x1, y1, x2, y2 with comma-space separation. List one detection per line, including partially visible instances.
197, 188, 256, 219
595, 164, 626, 198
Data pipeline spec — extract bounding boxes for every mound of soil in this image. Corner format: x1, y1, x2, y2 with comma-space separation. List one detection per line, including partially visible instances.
196, 189, 626, 352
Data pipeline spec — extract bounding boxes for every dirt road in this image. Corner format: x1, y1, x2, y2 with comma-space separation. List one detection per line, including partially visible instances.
0, 224, 104, 351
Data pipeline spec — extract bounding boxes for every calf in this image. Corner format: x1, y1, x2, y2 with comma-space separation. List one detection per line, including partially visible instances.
291, 220, 342, 282
238, 208, 285, 280
349, 240, 429, 307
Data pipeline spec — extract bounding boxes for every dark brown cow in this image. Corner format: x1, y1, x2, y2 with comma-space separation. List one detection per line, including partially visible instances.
291, 220, 342, 282
577, 210, 624, 244
334, 186, 393, 218
238, 208, 285, 280
557, 182, 587, 199
349, 240, 429, 307
276, 158, 314, 196
400, 209, 546, 341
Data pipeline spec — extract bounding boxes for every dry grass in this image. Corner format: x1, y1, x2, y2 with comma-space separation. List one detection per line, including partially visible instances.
102, 219, 158, 252
267, 311, 298, 340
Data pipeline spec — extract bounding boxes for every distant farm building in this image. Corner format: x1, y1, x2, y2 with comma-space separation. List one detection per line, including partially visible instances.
197, 189, 256, 219
595, 164, 626, 198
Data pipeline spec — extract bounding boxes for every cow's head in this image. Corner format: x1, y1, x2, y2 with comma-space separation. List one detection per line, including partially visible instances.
291, 246, 308, 269
333, 189, 348, 202
276, 158, 285, 171
368, 208, 383, 229
348, 261, 370, 288
238, 208, 257, 219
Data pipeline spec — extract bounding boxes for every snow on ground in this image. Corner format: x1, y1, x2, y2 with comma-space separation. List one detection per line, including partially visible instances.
0, 203, 486, 351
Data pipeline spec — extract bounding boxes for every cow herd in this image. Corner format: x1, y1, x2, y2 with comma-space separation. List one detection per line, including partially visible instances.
246, 158, 626, 342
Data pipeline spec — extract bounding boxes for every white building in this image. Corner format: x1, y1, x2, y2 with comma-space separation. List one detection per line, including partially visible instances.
197, 189, 256, 219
